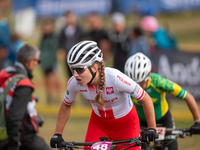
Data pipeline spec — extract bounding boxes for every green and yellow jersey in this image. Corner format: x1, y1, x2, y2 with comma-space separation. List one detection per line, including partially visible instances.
132, 73, 188, 121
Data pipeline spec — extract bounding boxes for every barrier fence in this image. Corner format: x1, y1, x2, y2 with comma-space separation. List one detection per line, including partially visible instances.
152, 48, 200, 101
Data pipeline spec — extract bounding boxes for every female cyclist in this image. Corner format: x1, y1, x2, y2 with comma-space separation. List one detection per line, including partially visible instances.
124, 52, 200, 150
50, 41, 158, 150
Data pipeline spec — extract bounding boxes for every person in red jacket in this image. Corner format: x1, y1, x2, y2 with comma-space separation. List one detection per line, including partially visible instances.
0, 44, 52, 150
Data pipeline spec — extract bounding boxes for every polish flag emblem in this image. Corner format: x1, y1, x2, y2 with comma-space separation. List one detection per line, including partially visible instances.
106, 87, 114, 94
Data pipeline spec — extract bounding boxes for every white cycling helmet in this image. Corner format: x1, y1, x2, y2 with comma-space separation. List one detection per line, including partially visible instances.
67, 41, 103, 68
124, 52, 152, 83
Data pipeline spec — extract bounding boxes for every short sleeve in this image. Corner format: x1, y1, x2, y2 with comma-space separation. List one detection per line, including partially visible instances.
63, 77, 78, 105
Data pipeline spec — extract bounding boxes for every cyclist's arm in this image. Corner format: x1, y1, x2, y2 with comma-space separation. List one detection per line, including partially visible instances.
156, 75, 200, 122
54, 77, 78, 134
140, 92, 156, 129
115, 72, 156, 129
54, 101, 72, 135
185, 92, 200, 121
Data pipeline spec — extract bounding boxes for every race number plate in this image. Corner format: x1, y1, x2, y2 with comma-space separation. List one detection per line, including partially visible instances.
91, 141, 112, 150
156, 127, 166, 140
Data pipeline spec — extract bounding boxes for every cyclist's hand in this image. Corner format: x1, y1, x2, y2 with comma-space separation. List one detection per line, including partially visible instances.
190, 122, 200, 134
141, 128, 159, 142
50, 134, 64, 148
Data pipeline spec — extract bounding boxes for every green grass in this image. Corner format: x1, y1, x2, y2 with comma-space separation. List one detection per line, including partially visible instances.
39, 115, 200, 150
38, 115, 90, 145
36, 100, 200, 150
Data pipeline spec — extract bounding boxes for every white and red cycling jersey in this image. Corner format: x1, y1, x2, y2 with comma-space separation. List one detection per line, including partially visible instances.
63, 67, 145, 119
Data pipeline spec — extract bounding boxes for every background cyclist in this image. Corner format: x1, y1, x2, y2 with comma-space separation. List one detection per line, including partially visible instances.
124, 52, 200, 150
50, 41, 158, 150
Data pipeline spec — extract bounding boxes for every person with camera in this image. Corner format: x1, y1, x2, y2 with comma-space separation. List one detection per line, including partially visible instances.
0, 44, 52, 150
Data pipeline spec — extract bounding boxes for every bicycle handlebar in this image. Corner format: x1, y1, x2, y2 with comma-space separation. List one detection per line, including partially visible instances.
168, 128, 191, 138
141, 127, 192, 140
59, 128, 193, 150
61, 141, 94, 147
139, 127, 193, 150
141, 127, 191, 133
61, 136, 143, 149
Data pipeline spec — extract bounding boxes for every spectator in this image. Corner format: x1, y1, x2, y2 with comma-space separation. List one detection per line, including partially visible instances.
108, 12, 130, 73
0, 18, 11, 68
127, 25, 150, 59
10, 33, 25, 56
140, 15, 178, 50
85, 12, 110, 59
0, 42, 8, 70
0, 19, 25, 69
7, 33, 25, 66
0, 44, 52, 150
58, 10, 85, 79
39, 19, 61, 104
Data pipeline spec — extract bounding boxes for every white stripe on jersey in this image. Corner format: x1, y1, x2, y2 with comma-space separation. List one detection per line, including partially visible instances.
64, 67, 145, 119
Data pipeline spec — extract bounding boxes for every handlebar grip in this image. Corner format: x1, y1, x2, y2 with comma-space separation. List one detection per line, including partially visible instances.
183, 128, 191, 132
138, 136, 142, 141
62, 141, 67, 147
155, 133, 159, 139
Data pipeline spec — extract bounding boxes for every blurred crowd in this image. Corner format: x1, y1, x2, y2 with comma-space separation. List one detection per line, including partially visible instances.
0, 10, 178, 104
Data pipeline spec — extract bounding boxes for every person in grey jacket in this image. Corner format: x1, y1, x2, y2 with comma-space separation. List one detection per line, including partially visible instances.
0, 44, 52, 150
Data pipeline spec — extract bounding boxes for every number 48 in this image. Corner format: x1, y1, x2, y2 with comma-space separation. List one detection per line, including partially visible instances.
93, 144, 108, 150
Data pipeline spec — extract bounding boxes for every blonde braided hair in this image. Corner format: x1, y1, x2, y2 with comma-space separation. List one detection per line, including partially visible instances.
95, 61, 105, 108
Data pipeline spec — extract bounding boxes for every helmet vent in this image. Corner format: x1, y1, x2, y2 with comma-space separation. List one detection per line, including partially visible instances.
138, 63, 140, 69
83, 55, 93, 63
93, 48, 99, 53
130, 63, 133, 68
144, 63, 147, 68
142, 72, 145, 79
137, 73, 140, 80
130, 72, 133, 79
79, 42, 90, 50
98, 52, 102, 58
69, 46, 77, 61
71, 51, 78, 62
